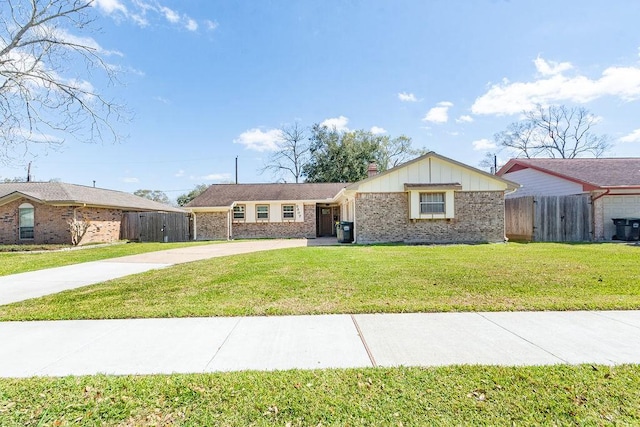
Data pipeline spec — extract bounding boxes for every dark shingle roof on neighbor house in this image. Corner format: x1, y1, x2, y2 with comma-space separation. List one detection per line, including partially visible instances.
0, 182, 184, 212
498, 158, 640, 189
186, 182, 348, 208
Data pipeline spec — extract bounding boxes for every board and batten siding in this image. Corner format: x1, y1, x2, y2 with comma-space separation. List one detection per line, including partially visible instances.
356, 156, 509, 193
503, 168, 584, 198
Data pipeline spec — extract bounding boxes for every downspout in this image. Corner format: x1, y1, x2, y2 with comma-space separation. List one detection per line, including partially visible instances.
193, 213, 197, 240
590, 189, 610, 241
228, 209, 232, 240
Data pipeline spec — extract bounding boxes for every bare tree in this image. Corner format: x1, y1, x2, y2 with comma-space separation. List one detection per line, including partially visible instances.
261, 122, 309, 183
494, 104, 610, 158
0, 0, 126, 164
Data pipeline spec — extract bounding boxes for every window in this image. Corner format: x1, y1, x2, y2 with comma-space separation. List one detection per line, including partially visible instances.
282, 205, 295, 220
19, 203, 34, 239
419, 192, 445, 214
256, 205, 269, 220
233, 205, 245, 221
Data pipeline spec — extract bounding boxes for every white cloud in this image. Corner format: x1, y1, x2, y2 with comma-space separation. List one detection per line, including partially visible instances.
205, 20, 219, 31
320, 116, 349, 131
472, 55, 640, 115
456, 115, 474, 123
370, 126, 387, 135
186, 19, 198, 31
422, 101, 453, 124
153, 96, 170, 104
54, 28, 123, 57
122, 177, 139, 183
192, 173, 233, 181
398, 92, 418, 102
160, 6, 180, 23
175, 170, 185, 177
233, 128, 283, 152
472, 138, 497, 151
94, 0, 203, 31
620, 129, 640, 143
93, 0, 127, 15
534, 56, 573, 76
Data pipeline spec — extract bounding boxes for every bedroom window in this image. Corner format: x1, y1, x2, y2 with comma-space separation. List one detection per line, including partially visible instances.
256, 205, 269, 220
282, 204, 295, 220
233, 205, 245, 221
419, 192, 445, 214
19, 203, 35, 239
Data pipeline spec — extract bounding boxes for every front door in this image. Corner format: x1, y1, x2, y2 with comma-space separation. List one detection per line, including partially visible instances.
317, 206, 337, 237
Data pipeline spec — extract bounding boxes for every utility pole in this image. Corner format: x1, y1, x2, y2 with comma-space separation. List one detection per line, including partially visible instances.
26, 162, 31, 182
235, 156, 238, 184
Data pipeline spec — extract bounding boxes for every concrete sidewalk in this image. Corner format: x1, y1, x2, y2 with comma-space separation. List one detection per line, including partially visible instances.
1, 310, 639, 378
0, 239, 311, 305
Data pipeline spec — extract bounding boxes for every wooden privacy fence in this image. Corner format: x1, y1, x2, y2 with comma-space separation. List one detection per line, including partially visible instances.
120, 212, 191, 242
505, 195, 592, 242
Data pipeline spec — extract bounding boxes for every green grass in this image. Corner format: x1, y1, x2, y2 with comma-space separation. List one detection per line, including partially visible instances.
0, 241, 215, 276
0, 365, 638, 426
1, 243, 639, 321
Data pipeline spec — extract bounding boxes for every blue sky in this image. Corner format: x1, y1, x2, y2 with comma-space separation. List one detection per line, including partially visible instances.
3, 0, 640, 201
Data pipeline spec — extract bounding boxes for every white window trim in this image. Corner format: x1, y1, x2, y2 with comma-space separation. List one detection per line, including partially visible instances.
233, 204, 246, 222
18, 202, 35, 240
408, 190, 455, 219
282, 204, 295, 221
256, 204, 269, 221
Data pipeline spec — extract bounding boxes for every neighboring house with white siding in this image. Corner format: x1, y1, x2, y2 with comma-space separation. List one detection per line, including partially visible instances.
186, 152, 519, 244
497, 158, 640, 240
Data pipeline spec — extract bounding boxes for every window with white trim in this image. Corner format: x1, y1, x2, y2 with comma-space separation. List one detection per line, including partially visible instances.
19, 203, 35, 239
256, 205, 269, 220
419, 192, 445, 214
282, 204, 295, 220
233, 205, 245, 221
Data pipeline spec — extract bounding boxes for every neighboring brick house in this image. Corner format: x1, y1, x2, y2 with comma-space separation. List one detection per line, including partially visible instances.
497, 158, 640, 241
0, 182, 184, 245
186, 152, 518, 243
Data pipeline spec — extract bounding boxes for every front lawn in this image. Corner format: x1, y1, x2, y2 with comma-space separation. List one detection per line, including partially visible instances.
0, 241, 215, 276
1, 365, 638, 426
1, 243, 638, 321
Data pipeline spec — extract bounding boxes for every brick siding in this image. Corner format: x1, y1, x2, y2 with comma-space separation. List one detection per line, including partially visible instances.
0, 198, 122, 245
194, 212, 229, 240
355, 191, 505, 244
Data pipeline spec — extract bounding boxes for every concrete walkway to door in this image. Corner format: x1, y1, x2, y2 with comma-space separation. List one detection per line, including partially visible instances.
0, 239, 326, 306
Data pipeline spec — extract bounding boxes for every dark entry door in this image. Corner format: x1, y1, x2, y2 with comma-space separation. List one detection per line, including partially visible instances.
318, 207, 335, 237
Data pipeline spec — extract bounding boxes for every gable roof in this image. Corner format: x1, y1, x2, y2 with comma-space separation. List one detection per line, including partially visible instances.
497, 158, 640, 190
0, 182, 184, 212
186, 182, 348, 208
346, 151, 519, 191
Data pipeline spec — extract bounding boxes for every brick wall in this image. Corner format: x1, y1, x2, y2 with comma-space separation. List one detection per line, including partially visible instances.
0, 199, 122, 245
195, 212, 229, 240
355, 191, 505, 244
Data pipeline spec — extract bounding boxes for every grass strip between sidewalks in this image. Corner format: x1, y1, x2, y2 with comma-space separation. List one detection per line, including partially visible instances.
0, 365, 639, 426
0, 243, 638, 320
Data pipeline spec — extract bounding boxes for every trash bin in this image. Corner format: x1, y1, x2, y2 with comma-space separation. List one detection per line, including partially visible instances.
612, 218, 640, 241
336, 221, 354, 243
628, 218, 640, 241
612, 218, 628, 240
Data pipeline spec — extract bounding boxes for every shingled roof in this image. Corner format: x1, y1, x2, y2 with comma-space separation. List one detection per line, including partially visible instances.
186, 183, 348, 208
498, 158, 640, 189
0, 182, 184, 212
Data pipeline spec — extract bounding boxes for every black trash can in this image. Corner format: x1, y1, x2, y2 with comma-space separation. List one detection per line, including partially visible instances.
612, 218, 628, 240
628, 218, 640, 241
336, 221, 354, 243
